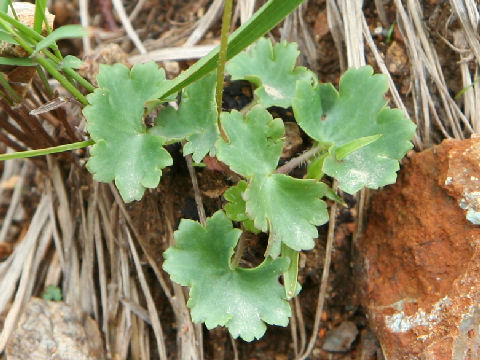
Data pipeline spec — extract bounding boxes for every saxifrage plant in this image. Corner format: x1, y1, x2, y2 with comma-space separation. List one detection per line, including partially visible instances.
0, 0, 416, 343
82, 38, 415, 340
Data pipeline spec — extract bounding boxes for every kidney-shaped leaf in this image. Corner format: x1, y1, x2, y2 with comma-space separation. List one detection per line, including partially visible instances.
163, 211, 290, 341
216, 105, 284, 178
83, 62, 172, 202
151, 72, 218, 163
293, 66, 416, 194
226, 37, 315, 108
245, 174, 329, 258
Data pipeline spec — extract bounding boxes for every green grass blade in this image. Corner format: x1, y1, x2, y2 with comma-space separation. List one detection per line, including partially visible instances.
0, 11, 43, 42
34, 0, 47, 33
0, 56, 34, 66
0, 140, 94, 161
0, 29, 17, 43
155, 0, 305, 99
455, 77, 480, 99
335, 134, 383, 161
34, 25, 88, 54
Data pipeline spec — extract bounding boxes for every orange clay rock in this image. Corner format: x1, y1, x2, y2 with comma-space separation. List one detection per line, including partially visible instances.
357, 137, 480, 360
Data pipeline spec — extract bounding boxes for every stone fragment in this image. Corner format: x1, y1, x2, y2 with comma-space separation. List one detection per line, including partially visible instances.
385, 41, 408, 75
6, 297, 105, 360
322, 321, 359, 352
438, 136, 480, 225
357, 138, 480, 360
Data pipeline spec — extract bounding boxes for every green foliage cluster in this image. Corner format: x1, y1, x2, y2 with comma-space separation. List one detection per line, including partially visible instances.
83, 39, 415, 340
0, 0, 416, 343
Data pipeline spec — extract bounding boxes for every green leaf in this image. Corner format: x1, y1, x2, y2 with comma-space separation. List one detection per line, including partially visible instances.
34, 25, 88, 54
83, 62, 173, 202
324, 186, 346, 206
154, 0, 306, 100
306, 153, 327, 180
34, 0, 47, 34
227, 38, 315, 108
216, 105, 284, 178
245, 174, 329, 257
59, 55, 83, 69
41, 285, 63, 301
224, 180, 260, 233
151, 73, 218, 163
293, 66, 416, 194
281, 244, 299, 299
163, 211, 291, 341
0, 56, 34, 66
0, 30, 17, 44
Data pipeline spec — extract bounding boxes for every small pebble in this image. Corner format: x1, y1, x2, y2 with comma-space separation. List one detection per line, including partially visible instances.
322, 321, 359, 352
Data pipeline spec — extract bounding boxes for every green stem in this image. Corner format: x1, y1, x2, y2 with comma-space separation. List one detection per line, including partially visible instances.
0, 19, 88, 104
0, 72, 21, 103
36, 65, 54, 98
34, 56, 89, 105
215, 0, 234, 139
0, 140, 94, 161
42, 50, 95, 92
231, 230, 247, 269
0, 88, 14, 106
64, 68, 95, 93
0, 12, 95, 94
0, 17, 33, 53
7, 0, 18, 20
0, 11, 43, 42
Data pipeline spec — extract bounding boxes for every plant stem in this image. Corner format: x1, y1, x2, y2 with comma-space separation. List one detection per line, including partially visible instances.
215, 0, 234, 140
42, 49, 95, 92
0, 11, 42, 41
34, 56, 89, 105
276, 145, 320, 174
0, 140, 94, 161
0, 18, 90, 104
231, 231, 248, 269
0, 72, 21, 103
7, 0, 18, 20
297, 182, 338, 360
36, 65, 54, 98
0, 11, 95, 94
64, 68, 95, 92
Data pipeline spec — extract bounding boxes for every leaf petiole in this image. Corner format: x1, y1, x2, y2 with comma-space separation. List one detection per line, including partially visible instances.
215, 0, 233, 141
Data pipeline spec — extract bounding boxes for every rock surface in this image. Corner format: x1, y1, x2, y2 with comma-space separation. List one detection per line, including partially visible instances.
6, 298, 104, 360
322, 321, 359, 352
357, 138, 480, 360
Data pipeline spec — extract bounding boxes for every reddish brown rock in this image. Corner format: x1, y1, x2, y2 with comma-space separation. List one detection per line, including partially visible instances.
357, 138, 480, 360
